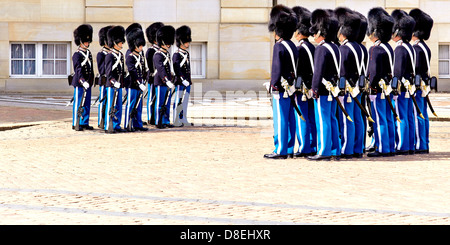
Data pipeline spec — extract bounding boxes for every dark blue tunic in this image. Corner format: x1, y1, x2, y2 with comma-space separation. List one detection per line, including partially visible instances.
270, 39, 298, 93
172, 49, 191, 86
72, 48, 94, 87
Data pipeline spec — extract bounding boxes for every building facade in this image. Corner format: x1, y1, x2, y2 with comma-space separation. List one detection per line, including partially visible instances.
1, 0, 449, 93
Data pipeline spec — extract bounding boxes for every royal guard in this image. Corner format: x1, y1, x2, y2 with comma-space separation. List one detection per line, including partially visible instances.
391, 10, 417, 155
263, 4, 298, 160
172, 25, 194, 127
104, 25, 127, 133
145, 22, 165, 126
96, 25, 112, 129
306, 9, 341, 161
292, 6, 316, 157
335, 7, 362, 159
354, 11, 370, 153
410, 8, 434, 154
124, 23, 148, 132
153, 25, 176, 128
366, 7, 396, 157
72, 24, 94, 131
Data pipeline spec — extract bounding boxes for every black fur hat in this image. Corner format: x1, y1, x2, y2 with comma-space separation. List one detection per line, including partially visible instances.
107, 25, 126, 48
335, 7, 361, 41
292, 6, 312, 36
99, 25, 113, 47
126, 23, 142, 35
391, 9, 416, 42
146, 22, 164, 44
409, 8, 433, 40
310, 9, 339, 42
126, 27, 146, 51
74, 24, 93, 46
367, 7, 394, 43
156, 25, 175, 47
176, 25, 192, 47
354, 11, 367, 43
268, 4, 298, 40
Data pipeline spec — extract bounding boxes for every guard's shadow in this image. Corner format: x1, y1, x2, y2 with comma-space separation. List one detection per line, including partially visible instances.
351, 151, 450, 162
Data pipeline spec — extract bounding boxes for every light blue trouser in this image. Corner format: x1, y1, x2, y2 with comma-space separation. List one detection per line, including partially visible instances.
124, 88, 143, 129
293, 93, 313, 154
338, 94, 355, 155
98, 85, 107, 127
314, 96, 341, 157
414, 90, 429, 151
371, 94, 390, 154
385, 94, 396, 153
172, 84, 191, 122
155, 85, 172, 126
105, 87, 122, 130
308, 99, 317, 153
395, 92, 416, 151
72, 86, 91, 127
147, 83, 156, 123
272, 92, 295, 156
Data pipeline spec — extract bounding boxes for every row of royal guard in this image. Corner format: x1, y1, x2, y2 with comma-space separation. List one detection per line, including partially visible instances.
264, 5, 436, 160
70, 22, 193, 133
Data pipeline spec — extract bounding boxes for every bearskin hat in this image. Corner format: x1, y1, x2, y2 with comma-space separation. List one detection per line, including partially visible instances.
268, 4, 298, 40
146, 22, 164, 44
367, 7, 394, 43
126, 26, 146, 51
335, 7, 361, 41
74, 24, 93, 46
391, 9, 416, 42
107, 25, 126, 49
176, 25, 192, 47
156, 25, 175, 47
354, 11, 368, 43
409, 9, 433, 40
310, 9, 339, 42
292, 6, 312, 36
99, 25, 113, 47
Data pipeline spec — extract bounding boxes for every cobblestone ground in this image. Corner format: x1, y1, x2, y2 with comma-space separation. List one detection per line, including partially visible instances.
0, 93, 449, 225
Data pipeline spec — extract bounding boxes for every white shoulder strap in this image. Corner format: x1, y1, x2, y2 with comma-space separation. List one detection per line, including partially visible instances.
111, 51, 122, 71
78, 49, 91, 67
380, 43, 394, 74
179, 50, 189, 67
300, 41, 314, 73
401, 43, 416, 75
281, 40, 297, 77
345, 42, 362, 76
323, 43, 341, 77
417, 42, 431, 76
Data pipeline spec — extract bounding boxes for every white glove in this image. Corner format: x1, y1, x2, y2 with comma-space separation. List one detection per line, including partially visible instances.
378, 80, 386, 89
166, 80, 175, 89
139, 83, 147, 92
263, 82, 270, 92
281, 79, 289, 88
409, 84, 416, 95
369, 94, 377, 102
82, 81, 90, 89
393, 95, 398, 101
113, 81, 121, 89
402, 79, 410, 88
182, 79, 190, 87
325, 81, 333, 91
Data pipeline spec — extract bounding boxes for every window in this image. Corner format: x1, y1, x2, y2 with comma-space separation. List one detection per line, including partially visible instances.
169, 42, 207, 79
189, 42, 206, 79
439, 44, 450, 78
10, 42, 70, 78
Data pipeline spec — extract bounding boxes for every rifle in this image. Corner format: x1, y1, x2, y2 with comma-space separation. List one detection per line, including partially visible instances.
345, 76, 375, 123
158, 86, 174, 129
127, 90, 144, 131
107, 87, 119, 133
329, 77, 353, 122
74, 87, 87, 131
282, 80, 305, 122
408, 76, 425, 120
380, 77, 401, 123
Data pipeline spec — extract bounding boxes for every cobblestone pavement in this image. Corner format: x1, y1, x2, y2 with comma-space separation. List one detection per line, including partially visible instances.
0, 92, 449, 225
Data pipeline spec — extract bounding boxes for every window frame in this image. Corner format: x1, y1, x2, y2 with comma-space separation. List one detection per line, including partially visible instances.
439, 43, 450, 79
9, 42, 71, 79
169, 42, 207, 79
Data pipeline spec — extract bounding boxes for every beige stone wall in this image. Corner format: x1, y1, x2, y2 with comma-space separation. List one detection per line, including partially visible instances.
1, 0, 449, 92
